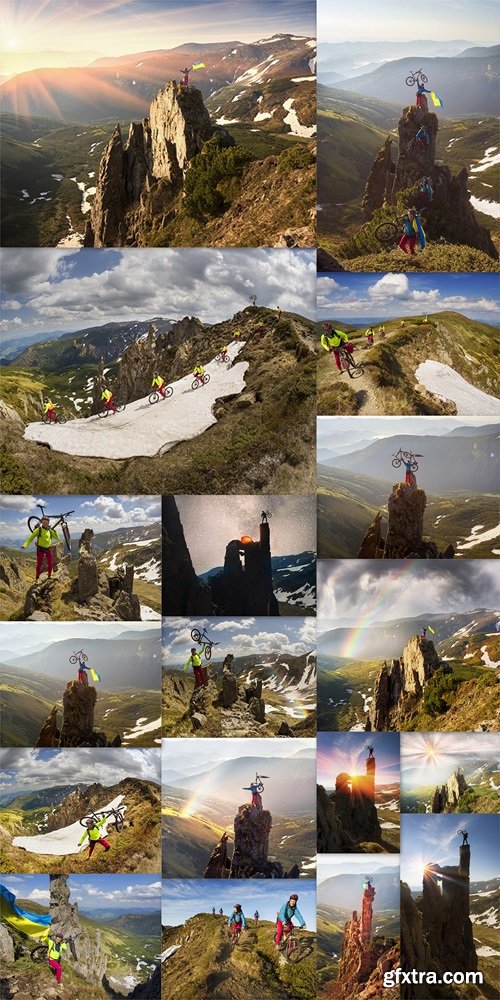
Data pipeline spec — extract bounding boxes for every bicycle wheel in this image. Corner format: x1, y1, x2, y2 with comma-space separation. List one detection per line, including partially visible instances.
79, 814, 97, 827
203, 373, 211, 385
27, 516, 42, 533
287, 940, 300, 964
57, 414, 67, 424
205, 644, 212, 661
191, 628, 202, 643
401, 451, 412, 461
375, 221, 399, 246
97, 408, 108, 418
392, 458, 402, 469
31, 945, 48, 962
165, 386, 173, 398
115, 403, 126, 413
69, 655, 78, 664
192, 379, 200, 390
62, 522, 71, 552
411, 461, 419, 472
80, 653, 88, 662
405, 75, 416, 86
420, 73, 428, 83
149, 392, 159, 404
114, 813, 124, 833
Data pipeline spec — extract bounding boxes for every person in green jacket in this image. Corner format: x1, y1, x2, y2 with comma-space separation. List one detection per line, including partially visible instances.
78, 816, 111, 857
184, 646, 208, 688
23, 517, 59, 580
47, 932, 67, 984
321, 323, 353, 371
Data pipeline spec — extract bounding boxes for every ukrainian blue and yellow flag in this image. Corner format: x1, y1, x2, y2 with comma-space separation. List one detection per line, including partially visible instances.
430, 91, 444, 108
192, 62, 205, 70
0, 884, 51, 939
90, 668, 101, 682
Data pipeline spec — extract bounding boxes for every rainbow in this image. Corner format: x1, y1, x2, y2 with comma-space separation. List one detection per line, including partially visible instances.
340, 562, 420, 658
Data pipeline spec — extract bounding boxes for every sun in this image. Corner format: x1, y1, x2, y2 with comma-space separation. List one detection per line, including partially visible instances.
5, 36, 18, 50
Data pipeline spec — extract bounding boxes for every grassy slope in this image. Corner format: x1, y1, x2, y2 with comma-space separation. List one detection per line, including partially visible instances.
1, 311, 316, 495
318, 312, 499, 416
163, 913, 316, 1000
318, 659, 499, 733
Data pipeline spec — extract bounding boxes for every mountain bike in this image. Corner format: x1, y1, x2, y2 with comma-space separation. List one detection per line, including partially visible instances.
405, 68, 428, 87
27, 503, 74, 552
190, 627, 220, 661
192, 373, 211, 390
278, 927, 313, 964
229, 924, 242, 950
336, 345, 364, 379
391, 448, 422, 471
31, 934, 79, 963
215, 352, 229, 363
42, 412, 67, 424
79, 807, 124, 833
97, 402, 126, 418
69, 650, 88, 664
149, 386, 173, 404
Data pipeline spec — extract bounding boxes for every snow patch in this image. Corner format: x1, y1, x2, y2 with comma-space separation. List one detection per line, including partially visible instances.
282, 98, 316, 138
12, 795, 126, 856
415, 360, 500, 416
469, 195, 500, 219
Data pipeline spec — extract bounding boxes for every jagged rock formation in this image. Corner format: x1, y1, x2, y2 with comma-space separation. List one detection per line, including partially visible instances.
86, 82, 221, 247
401, 838, 478, 998
49, 875, 107, 986
0, 923, 15, 963
366, 636, 442, 731
115, 316, 204, 402
0, 400, 25, 431
162, 496, 213, 614
204, 801, 300, 879
329, 879, 399, 999
362, 137, 395, 221
209, 518, 280, 616
0, 552, 24, 594
431, 769, 468, 813
44, 777, 158, 833
78, 529, 100, 599
357, 482, 455, 558
318, 749, 383, 852
36, 680, 121, 747
361, 103, 498, 258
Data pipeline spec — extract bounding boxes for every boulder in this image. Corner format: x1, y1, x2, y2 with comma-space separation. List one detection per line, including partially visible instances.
222, 673, 239, 708
0, 923, 15, 963
113, 589, 141, 620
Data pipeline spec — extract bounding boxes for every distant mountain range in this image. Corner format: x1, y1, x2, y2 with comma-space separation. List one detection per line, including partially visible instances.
318, 870, 400, 911
200, 551, 316, 612
5, 318, 177, 370
318, 609, 498, 660
0, 35, 315, 122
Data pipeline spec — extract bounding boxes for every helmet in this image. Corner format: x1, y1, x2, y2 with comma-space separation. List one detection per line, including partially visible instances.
153, 370, 159, 376
191, 647, 196, 653
55, 932, 64, 940
85, 818, 95, 828
234, 903, 241, 911
41, 516, 50, 524
322, 322, 332, 330
290, 894, 299, 901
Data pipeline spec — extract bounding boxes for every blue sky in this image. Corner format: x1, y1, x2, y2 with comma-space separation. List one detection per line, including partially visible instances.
1, 874, 161, 913
162, 617, 316, 666
0, 748, 160, 797
1, 1, 315, 69
163, 879, 316, 928
317, 273, 500, 324
317, 732, 400, 788
318, 0, 498, 43
0, 248, 316, 341
401, 814, 500, 889
317, 560, 500, 627
0, 494, 160, 545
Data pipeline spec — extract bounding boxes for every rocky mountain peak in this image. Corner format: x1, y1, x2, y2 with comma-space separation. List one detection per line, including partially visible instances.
358, 481, 455, 559
36, 679, 121, 748
431, 769, 469, 813
367, 635, 442, 731
49, 874, 107, 985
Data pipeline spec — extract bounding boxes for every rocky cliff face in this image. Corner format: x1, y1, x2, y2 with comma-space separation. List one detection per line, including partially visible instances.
329, 896, 399, 999
400, 882, 434, 999
366, 636, 442, 731
431, 770, 468, 813
87, 83, 218, 247
49, 875, 107, 986
45, 777, 159, 832
361, 103, 498, 259
358, 481, 455, 559
204, 800, 300, 880
36, 679, 122, 747
114, 317, 205, 403
317, 784, 355, 853
162, 496, 213, 615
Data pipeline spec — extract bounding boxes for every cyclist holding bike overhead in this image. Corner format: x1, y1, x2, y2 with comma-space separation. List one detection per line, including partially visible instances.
275, 894, 306, 946
23, 516, 59, 580
184, 646, 208, 688
415, 81, 431, 110
78, 815, 111, 857
228, 904, 246, 937
77, 655, 90, 686
47, 931, 67, 985
243, 779, 263, 809
320, 323, 352, 372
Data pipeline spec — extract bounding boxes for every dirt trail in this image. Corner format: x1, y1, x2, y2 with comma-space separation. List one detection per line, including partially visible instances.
206, 925, 287, 1000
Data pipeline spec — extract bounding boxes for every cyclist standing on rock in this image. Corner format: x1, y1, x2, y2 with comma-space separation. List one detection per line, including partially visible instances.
23, 516, 59, 581
183, 646, 208, 689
